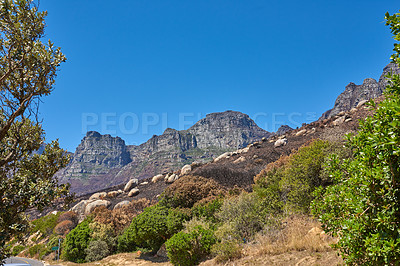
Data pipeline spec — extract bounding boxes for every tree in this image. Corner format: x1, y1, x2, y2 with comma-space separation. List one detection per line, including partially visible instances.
311, 11, 400, 265
0, 0, 69, 262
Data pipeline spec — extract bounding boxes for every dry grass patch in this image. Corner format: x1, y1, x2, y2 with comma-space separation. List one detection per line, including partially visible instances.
246, 215, 335, 257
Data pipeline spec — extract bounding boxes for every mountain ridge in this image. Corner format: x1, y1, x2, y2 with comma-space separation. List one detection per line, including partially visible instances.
57, 110, 272, 195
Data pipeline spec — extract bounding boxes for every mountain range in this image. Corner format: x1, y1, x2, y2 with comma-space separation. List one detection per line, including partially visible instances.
57, 62, 399, 195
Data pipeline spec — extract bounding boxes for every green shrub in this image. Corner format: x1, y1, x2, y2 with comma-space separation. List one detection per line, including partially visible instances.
28, 244, 46, 259
62, 217, 93, 263
118, 205, 190, 252
254, 140, 350, 214
11, 245, 25, 256
211, 240, 242, 263
192, 198, 222, 224
85, 240, 110, 262
165, 225, 216, 266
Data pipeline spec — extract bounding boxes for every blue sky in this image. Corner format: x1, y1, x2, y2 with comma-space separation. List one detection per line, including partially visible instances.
38, 0, 399, 152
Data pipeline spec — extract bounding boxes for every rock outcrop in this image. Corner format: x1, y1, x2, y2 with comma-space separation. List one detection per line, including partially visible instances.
276, 125, 293, 136
320, 63, 400, 120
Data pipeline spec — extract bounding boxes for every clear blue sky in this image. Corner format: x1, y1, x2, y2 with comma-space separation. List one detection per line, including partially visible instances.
38, 0, 399, 152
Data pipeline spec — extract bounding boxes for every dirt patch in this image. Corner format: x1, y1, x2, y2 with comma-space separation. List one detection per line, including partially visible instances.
46, 252, 171, 266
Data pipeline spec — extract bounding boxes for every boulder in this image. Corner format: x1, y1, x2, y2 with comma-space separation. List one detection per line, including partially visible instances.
295, 129, 307, 136
89, 192, 107, 200
357, 99, 368, 108
181, 164, 192, 175
140, 182, 149, 185
157, 243, 168, 258
114, 200, 131, 210
152, 174, 164, 183
164, 173, 171, 181
332, 116, 345, 126
71, 200, 91, 221
128, 188, 140, 197
85, 200, 111, 215
167, 174, 178, 183
233, 156, 246, 164
274, 138, 288, 147
124, 178, 138, 192
107, 191, 120, 198
214, 152, 232, 162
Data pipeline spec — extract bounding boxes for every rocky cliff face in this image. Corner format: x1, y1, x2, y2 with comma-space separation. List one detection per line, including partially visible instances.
58, 111, 271, 195
187, 111, 270, 149
320, 63, 400, 120
58, 131, 131, 179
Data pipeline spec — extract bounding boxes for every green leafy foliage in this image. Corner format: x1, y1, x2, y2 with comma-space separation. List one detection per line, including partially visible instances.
312, 11, 400, 265
192, 198, 223, 224
62, 218, 93, 263
11, 245, 25, 256
165, 225, 216, 266
0, 0, 69, 261
118, 204, 190, 252
254, 140, 349, 214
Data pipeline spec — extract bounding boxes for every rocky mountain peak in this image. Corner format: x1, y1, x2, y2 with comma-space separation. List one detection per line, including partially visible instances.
188, 110, 271, 149
320, 63, 399, 120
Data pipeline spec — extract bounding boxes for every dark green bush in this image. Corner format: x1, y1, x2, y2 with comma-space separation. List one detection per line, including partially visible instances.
28, 244, 46, 259
165, 225, 216, 266
118, 205, 190, 252
62, 217, 93, 263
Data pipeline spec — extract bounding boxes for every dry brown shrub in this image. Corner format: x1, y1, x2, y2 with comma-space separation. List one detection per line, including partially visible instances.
54, 220, 74, 236
161, 175, 226, 208
92, 198, 152, 234
57, 211, 78, 226
244, 215, 335, 257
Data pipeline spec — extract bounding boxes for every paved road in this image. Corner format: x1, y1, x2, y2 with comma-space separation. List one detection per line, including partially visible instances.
4, 256, 44, 266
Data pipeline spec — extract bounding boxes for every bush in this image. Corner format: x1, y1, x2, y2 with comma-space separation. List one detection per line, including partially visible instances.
216, 192, 266, 241
165, 226, 216, 266
54, 220, 74, 236
28, 244, 46, 259
85, 240, 110, 262
211, 240, 242, 263
118, 205, 190, 252
192, 198, 223, 224
62, 217, 93, 263
160, 175, 224, 209
11, 245, 25, 256
254, 140, 350, 214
